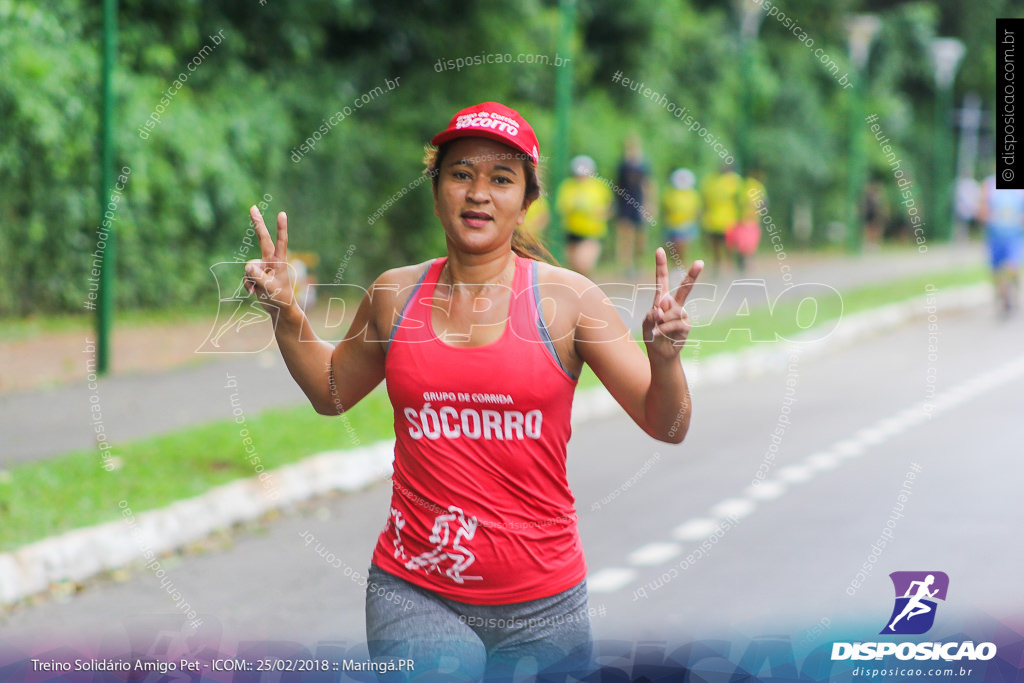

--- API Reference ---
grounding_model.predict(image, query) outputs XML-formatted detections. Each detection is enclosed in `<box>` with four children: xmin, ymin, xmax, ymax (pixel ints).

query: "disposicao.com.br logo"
<box><xmin>882</xmin><ymin>570</ymin><xmax>949</xmax><ymax>635</ymax></box>
<box><xmin>831</xmin><ymin>571</ymin><xmax>997</xmax><ymax>662</ymax></box>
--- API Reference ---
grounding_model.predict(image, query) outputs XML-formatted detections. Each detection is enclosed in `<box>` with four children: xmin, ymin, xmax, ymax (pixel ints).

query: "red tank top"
<box><xmin>372</xmin><ymin>255</ymin><xmax>584</xmax><ymax>604</ymax></box>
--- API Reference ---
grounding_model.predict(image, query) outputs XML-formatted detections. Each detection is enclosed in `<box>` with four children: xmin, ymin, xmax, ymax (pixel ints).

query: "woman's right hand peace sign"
<box><xmin>244</xmin><ymin>205</ymin><xmax>296</xmax><ymax>317</ymax></box>
<box><xmin>642</xmin><ymin>247</ymin><xmax>703</xmax><ymax>360</ymax></box>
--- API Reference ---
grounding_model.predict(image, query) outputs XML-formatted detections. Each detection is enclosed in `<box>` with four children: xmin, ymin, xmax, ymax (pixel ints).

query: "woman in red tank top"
<box><xmin>243</xmin><ymin>102</ymin><xmax>703</xmax><ymax>680</ymax></box>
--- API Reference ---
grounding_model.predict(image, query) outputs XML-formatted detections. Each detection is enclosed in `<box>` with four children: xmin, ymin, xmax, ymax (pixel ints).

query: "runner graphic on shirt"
<box><xmin>405</xmin><ymin>505</ymin><xmax>482</xmax><ymax>583</ymax></box>
<box><xmin>388</xmin><ymin>507</ymin><xmax>407</xmax><ymax>560</ymax></box>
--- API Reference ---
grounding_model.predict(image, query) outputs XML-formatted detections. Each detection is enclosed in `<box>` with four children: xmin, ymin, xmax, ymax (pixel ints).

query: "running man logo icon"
<box><xmin>880</xmin><ymin>571</ymin><xmax>950</xmax><ymax>635</ymax></box>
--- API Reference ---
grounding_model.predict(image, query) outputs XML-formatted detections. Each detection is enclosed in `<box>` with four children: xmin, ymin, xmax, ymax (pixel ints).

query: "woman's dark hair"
<box><xmin>424</xmin><ymin>141</ymin><xmax>555</xmax><ymax>263</ymax></box>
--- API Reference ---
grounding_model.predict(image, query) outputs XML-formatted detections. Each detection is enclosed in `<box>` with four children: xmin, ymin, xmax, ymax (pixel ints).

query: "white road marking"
<box><xmin>710</xmin><ymin>498</ymin><xmax>757</xmax><ymax>520</ymax></box>
<box><xmin>776</xmin><ymin>465</ymin><xmax>815</xmax><ymax>484</ymax></box>
<box><xmin>627</xmin><ymin>542</ymin><xmax>683</xmax><ymax>566</ymax></box>
<box><xmin>832</xmin><ymin>440</ymin><xmax>865</xmax><ymax>457</ymax></box>
<box><xmin>875</xmin><ymin>416</ymin><xmax>908</xmax><ymax>436</ymax></box>
<box><xmin>856</xmin><ymin>426</ymin><xmax>891</xmax><ymax>445</ymax></box>
<box><xmin>806</xmin><ymin>452</ymin><xmax>842</xmax><ymax>471</ymax></box>
<box><xmin>672</xmin><ymin>518</ymin><xmax>722</xmax><ymax>541</ymax></box>
<box><xmin>588</xmin><ymin>567</ymin><xmax>638</xmax><ymax>593</ymax></box>
<box><xmin>746</xmin><ymin>481</ymin><xmax>786</xmax><ymax>500</ymax></box>
<box><xmin>894</xmin><ymin>407</ymin><xmax>928</xmax><ymax>428</ymax></box>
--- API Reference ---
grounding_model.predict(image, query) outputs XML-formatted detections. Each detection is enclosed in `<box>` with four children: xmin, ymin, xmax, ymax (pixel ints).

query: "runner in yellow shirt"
<box><xmin>726</xmin><ymin>169</ymin><xmax>765</xmax><ymax>272</ymax></box>
<box><xmin>700</xmin><ymin>164</ymin><xmax>743</xmax><ymax>272</ymax></box>
<box><xmin>662</xmin><ymin>169</ymin><xmax>702</xmax><ymax>269</ymax></box>
<box><xmin>556</xmin><ymin>155</ymin><xmax>613</xmax><ymax>278</ymax></box>
<box><xmin>521</xmin><ymin>194</ymin><xmax>550</xmax><ymax>238</ymax></box>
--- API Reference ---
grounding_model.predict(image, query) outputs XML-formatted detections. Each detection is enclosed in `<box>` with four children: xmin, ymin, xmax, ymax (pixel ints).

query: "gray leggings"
<box><xmin>365</xmin><ymin>564</ymin><xmax>593</xmax><ymax>681</ymax></box>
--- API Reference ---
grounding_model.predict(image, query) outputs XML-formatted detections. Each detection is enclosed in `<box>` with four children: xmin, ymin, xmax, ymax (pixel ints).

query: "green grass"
<box><xmin>0</xmin><ymin>393</ymin><xmax>395</xmax><ymax>552</ymax></box>
<box><xmin>0</xmin><ymin>263</ymin><xmax>988</xmax><ymax>552</ymax></box>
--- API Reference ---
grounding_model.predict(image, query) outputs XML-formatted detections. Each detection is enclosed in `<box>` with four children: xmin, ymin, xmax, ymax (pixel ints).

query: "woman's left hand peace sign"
<box><xmin>642</xmin><ymin>248</ymin><xmax>703</xmax><ymax>359</ymax></box>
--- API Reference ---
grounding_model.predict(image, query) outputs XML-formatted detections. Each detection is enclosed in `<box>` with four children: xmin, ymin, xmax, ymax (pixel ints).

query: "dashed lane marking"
<box><xmin>588</xmin><ymin>354</ymin><xmax>1024</xmax><ymax>595</ymax></box>
<box><xmin>627</xmin><ymin>542</ymin><xmax>683</xmax><ymax>566</ymax></box>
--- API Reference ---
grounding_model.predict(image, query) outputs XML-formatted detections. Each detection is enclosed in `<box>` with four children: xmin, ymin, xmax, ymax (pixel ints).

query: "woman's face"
<box><xmin>433</xmin><ymin>137</ymin><xmax>530</xmax><ymax>255</ymax></box>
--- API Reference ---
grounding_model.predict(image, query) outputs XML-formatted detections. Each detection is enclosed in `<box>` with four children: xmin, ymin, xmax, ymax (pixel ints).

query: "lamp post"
<box><xmin>845</xmin><ymin>14</ymin><xmax>881</xmax><ymax>253</ymax></box>
<box><xmin>929</xmin><ymin>37</ymin><xmax>965</xmax><ymax>243</ymax></box>
<box><xmin>953</xmin><ymin>93</ymin><xmax>983</xmax><ymax>243</ymax></box>
<box><xmin>547</xmin><ymin>0</ymin><xmax>576</xmax><ymax>265</ymax></box>
<box><xmin>97</xmin><ymin>0</ymin><xmax>117</xmax><ymax>375</ymax></box>
<box><xmin>734</xmin><ymin>0</ymin><xmax>765</xmax><ymax>174</ymax></box>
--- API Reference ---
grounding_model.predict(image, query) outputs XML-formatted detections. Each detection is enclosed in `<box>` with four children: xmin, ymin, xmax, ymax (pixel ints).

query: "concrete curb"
<box><xmin>0</xmin><ymin>283</ymin><xmax>989</xmax><ymax>607</ymax></box>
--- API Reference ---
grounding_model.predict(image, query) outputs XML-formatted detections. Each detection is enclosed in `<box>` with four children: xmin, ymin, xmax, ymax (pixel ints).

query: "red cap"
<box><xmin>430</xmin><ymin>102</ymin><xmax>539</xmax><ymax>165</ymax></box>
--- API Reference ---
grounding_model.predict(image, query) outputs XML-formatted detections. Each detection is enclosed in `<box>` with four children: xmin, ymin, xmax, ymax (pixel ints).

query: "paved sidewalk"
<box><xmin>1</xmin><ymin>243</ymin><xmax>984</xmax><ymax>466</ymax></box>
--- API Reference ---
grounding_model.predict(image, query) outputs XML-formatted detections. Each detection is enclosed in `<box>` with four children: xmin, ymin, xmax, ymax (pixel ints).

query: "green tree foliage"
<box><xmin>0</xmin><ymin>0</ymin><xmax>1009</xmax><ymax>315</ymax></box>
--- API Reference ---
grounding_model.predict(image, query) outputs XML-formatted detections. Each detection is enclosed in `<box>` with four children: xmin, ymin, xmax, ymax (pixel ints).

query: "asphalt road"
<box><xmin>2</xmin><ymin>290</ymin><xmax>1020</xmax><ymax>670</ymax></box>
